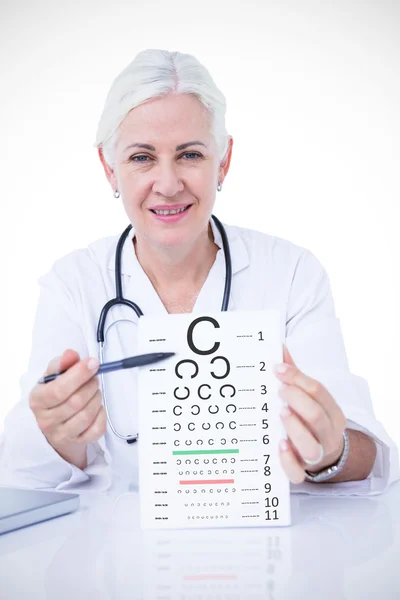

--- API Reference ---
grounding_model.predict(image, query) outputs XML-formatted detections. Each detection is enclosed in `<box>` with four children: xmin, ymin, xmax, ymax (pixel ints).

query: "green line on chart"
<box><xmin>172</xmin><ymin>449</ymin><xmax>240</xmax><ymax>456</ymax></box>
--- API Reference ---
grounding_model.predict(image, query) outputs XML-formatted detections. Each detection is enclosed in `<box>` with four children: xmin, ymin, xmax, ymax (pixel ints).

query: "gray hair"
<box><xmin>94</xmin><ymin>49</ymin><xmax>230</xmax><ymax>169</ymax></box>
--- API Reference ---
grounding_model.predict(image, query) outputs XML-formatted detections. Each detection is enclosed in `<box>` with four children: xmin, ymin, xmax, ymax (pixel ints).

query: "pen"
<box><xmin>37</xmin><ymin>352</ymin><xmax>176</xmax><ymax>384</ymax></box>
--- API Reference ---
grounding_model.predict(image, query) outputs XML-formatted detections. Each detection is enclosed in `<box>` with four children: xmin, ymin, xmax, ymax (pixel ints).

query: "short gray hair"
<box><xmin>94</xmin><ymin>49</ymin><xmax>230</xmax><ymax>169</ymax></box>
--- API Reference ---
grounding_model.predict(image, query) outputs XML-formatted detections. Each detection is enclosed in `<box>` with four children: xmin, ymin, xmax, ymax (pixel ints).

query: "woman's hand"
<box><xmin>29</xmin><ymin>349</ymin><xmax>107</xmax><ymax>469</ymax></box>
<box><xmin>273</xmin><ymin>345</ymin><xmax>347</xmax><ymax>484</ymax></box>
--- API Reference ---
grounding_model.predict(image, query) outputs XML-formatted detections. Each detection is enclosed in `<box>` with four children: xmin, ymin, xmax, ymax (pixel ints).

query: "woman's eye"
<box><xmin>130</xmin><ymin>155</ymin><xmax>150</xmax><ymax>162</ymax></box>
<box><xmin>182</xmin><ymin>152</ymin><xmax>201</xmax><ymax>160</ymax></box>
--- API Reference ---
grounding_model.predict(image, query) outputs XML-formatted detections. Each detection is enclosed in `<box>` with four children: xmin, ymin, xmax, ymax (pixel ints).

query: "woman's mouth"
<box><xmin>149</xmin><ymin>204</ymin><xmax>192</xmax><ymax>222</ymax></box>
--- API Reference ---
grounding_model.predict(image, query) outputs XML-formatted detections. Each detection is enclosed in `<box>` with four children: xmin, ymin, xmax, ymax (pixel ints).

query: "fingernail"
<box><xmin>87</xmin><ymin>357</ymin><xmax>99</xmax><ymax>370</ymax></box>
<box><xmin>280</xmin><ymin>406</ymin><xmax>291</xmax><ymax>419</ymax></box>
<box><xmin>273</xmin><ymin>364</ymin><xmax>289</xmax><ymax>375</ymax></box>
<box><xmin>280</xmin><ymin>439</ymin><xmax>289</xmax><ymax>452</ymax></box>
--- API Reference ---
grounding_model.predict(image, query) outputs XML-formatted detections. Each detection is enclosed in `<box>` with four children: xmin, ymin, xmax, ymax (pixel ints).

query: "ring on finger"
<box><xmin>303</xmin><ymin>443</ymin><xmax>325</xmax><ymax>466</ymax></box>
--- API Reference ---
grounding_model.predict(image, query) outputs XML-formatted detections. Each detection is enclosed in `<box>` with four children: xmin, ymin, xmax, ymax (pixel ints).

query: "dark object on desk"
<box><xmin>38</xmin><ymin>351</ymin><xmax>176</xmax><ymax>384</ymax></box>
<box><xmin>0</xmin><ymin>487</ymin><xmax>79</xmax><ymax>535</ymax></box>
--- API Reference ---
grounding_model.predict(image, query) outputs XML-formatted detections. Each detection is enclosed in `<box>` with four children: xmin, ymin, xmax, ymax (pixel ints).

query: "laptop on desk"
<box><xmin>0</xmin><ymin>487</ymin><xmax>79</xmax><ymax>535</ymax></box>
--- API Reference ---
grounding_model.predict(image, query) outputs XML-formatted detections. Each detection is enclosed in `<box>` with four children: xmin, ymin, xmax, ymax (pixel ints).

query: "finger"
<box><xmin>75</xmin><ymin>406</ymin><xmax>107</xmax><ymax>444</ymax></box>
<box><xmin>52</xmin><ymin>390</ymin><xmax>103</xmax><ymax>443</ymax></box>
<box><xmin>48</xmin><ymin>376</ymin><xmax>100</xmax><ymax>424</ymax></box>
<box><xmin>30</xmin><ymin>349</ymin><xmax>81</xmax><ymax>411</ymax></box>
<box><xmin>278</xmin><ymin>383</ymin><xmax>333</xmax><ymax>446</ymax></box>
<box><xmin>279</xmin><ymin>439</ymin><xmax>305</xmax><ymax>484</ymax></box>
<box><xmin>280</xmin><ymin>406</ymin><xmax>324</xmax><ymax>465</ymax></box>
<box><xmin>43</xmin><ymin>349</ymin><xmax>80</xmax><ymax>377</ymax></box>
<box><xmin>282</xmin><ymin>344</ymin><xmax>296</xmax><ymax>366</ymax></box>
<box><xmin>274</xmin><ymin>363</ymin><xmax>344</xmax><ymax>425</ymax></box>
<box><xmin>32</xmin><ymin>356</ymin><xmax>100</xmax><ymax>410</ymax></box>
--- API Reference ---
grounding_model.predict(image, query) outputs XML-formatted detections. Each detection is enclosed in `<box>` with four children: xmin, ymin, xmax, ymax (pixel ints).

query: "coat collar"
<box><xmin>107</xmin><ymin>216</ymin><xmax>250</xmax><ymax>279</ymax></box>
<box><xmin>106</xmin><ymin>217</ymin><xmax>249</xmax><ymax>315</ymax></box>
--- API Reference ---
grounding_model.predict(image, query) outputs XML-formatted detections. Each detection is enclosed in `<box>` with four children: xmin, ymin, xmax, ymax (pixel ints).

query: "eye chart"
<box><xmin>137</xmin><ymin>310</ymin><xmax>291</xmax><ymax>529</ymax></box>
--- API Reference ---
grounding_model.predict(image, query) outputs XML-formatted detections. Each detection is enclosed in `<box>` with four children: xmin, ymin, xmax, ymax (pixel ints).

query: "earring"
<box><xmin>217</xmin><ymin>181</ymin><xmax>222</xmax><ymax>192</ymax></box>
<box><xmin>113</xmin><ymin>189</ymin><xmax>120</xmax><ymax>198</ymax></box>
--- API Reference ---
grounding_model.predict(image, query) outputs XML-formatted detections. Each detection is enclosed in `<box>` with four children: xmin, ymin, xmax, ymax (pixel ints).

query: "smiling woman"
<box><xmin>97</xmin><ymin>92</ymin><xmax>231</xmax><ymax>295</ymax></box>
<box><xmin>0</xmin><ymin>49</ymin><xmax>398</xmax><ymax>497</ymax></box>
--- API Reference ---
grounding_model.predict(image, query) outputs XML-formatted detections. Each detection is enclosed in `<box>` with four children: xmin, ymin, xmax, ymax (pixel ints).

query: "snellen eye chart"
<box><xmin>137</xmin><ymin>310</ymin><xmax>291</xmax><ymax>529</ymax></box>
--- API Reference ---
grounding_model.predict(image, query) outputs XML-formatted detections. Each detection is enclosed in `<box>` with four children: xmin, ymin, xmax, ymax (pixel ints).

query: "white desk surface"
<box><xmin>1</xmin><ymin>481</ymin><xmax>400</xmax><ymax>600</ymax></box>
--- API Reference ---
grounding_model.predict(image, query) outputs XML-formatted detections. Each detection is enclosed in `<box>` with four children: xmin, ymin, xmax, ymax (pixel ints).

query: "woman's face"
<box><xmin>100</xmin><ymin>93</ymin><xmax>232</xmax><ymax>250</ymax></box>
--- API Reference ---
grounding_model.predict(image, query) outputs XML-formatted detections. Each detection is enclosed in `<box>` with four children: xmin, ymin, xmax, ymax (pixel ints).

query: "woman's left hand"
<box><xmin>273</xmin><ymin>345</ymin><xmax>347</xmax><ymax>484</ymax></box>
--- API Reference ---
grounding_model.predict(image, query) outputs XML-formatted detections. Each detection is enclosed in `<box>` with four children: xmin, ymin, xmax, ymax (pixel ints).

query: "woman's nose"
<box><xmin>152</xmin><ymin>163</ymin><xmax>184</xmax><ymax>197</ymax></box>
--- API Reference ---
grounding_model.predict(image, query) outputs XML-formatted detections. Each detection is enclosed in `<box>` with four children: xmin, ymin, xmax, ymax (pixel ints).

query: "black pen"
<box><xmin>38</xmin><ymin>352</ymin><xmax>176</xmax><ymax>384</ymax></box>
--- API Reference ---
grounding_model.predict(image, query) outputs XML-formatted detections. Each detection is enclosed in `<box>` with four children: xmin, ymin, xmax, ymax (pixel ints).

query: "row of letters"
<box><xmin>172</xmin><ymin>404</ymin><xmax>237</xmax><ymax>414</ymax></box>
<box><xmin>172</xmin><ymin>438</ymin><xmax>240</xmax><ymax>446</ymax></box>
<box><xmin>173</xmin><ymin>421</ymin><xmax>239</xmax><ymax>431</ymax></box>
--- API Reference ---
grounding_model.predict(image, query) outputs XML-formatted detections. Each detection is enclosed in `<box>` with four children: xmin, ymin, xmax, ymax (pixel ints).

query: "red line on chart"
<box><xmin>179</xmin><ymin>479</ymin><xmax>234</xmax><ymax>485</ymax></box>
<box><xmin>184</xmin><ymin>574</ymin><xmax>237</xmax><ymax>581</ymax></box>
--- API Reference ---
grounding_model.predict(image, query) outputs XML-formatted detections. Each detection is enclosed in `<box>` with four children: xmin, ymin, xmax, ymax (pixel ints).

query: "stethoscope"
<box><xmin>97</xmin><ymin>214</ymin><xmax>232</xmax><ymax>444</ymax></box>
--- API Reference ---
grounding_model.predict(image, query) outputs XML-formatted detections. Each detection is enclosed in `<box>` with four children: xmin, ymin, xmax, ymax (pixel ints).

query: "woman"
<box><xmin>0</xmin><ymin>49</ymin><xmax>398</xmax><ymax>494</ymax></box>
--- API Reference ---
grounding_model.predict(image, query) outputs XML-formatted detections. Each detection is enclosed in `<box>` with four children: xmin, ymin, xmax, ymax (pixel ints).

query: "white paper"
<box><xmin>137</xmin><ymin>310</ymin><xmax>291</xmax><ymax>529</ymax></box>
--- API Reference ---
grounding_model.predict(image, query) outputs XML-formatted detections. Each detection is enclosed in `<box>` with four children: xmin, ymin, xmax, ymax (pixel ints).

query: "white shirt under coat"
<box><xmin>1</xmin><ymin>218</ymin><xmax>398</xmax><ymax>496</ymax></box>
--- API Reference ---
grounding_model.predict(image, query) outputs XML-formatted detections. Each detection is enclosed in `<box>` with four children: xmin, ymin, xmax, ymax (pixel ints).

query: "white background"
<box><xmin>1</xmin><ymin>0</ymin><xmax>399</xmax><ymax>453</ymax></box>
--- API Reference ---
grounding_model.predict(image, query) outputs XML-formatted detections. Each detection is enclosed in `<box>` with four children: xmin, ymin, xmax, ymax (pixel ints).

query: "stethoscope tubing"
<box><xmin>97</xmin><ymin>214</ymin><xmax>232</xmax><ymax>443</ymax></box>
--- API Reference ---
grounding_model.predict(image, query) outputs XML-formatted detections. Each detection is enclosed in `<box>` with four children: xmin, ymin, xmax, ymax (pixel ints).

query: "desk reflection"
<box><xmin>139</xmin><ymin>527</ymin><xmax>290</xmax><ymax>599</ymax></box>
<box><xmin>43</xmin><ymin>491</ymin><xmax>392</xmax><ymax>600</ymax></box>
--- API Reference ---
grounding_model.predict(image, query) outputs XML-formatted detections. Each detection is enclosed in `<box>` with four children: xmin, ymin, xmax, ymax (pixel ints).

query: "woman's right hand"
<box><xmin>29</xmin><ymin>349</ymin><xmax>107</xmax><ymax>470</ymax></box>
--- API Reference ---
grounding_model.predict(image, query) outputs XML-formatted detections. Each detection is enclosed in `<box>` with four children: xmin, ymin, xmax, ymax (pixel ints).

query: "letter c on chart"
<box><xmin>187</xmin><ymin>316</ymin><xmax>220</xmax><ymax>355</ymax></box>
<box><xmin>198</xmin><ymin>384</ymin><xmax>211</xmax><ymax>400</ymax></box>
<box><xmin>173</xmin><ymin>387</ymin><xmax>190</xmax><ymax>400</ymax></box>
<box><xmin>210</xmin><ymin>356</ymin><xmax>230</xmax><ymax>379</ymax></box>
<box><xmin>220</xmin><ymin>384</ymin><xmax>236</xmax><ymax>398</ymax></box>
<box><xmin>175</xmin><ymin>359</ymin><xmax>199</xmax><ymax>379</ymax></box>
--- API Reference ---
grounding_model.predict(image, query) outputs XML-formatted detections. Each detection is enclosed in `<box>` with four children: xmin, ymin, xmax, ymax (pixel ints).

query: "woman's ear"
<box><xmin>218</xmin><ymin>137</ymin><xmax>234</xmax><ymax>184</ymax></box>
<box><xmin>98</xmin><ymin>147</ymin><xmax>117</xmax><ymax>189</ymax></box>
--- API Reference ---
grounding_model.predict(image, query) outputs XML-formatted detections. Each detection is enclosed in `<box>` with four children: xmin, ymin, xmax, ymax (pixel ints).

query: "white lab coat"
<box><xmin>1</xmin><ymin>218</ymin><xmax>398</xmax><ymax>496</ymax></box>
